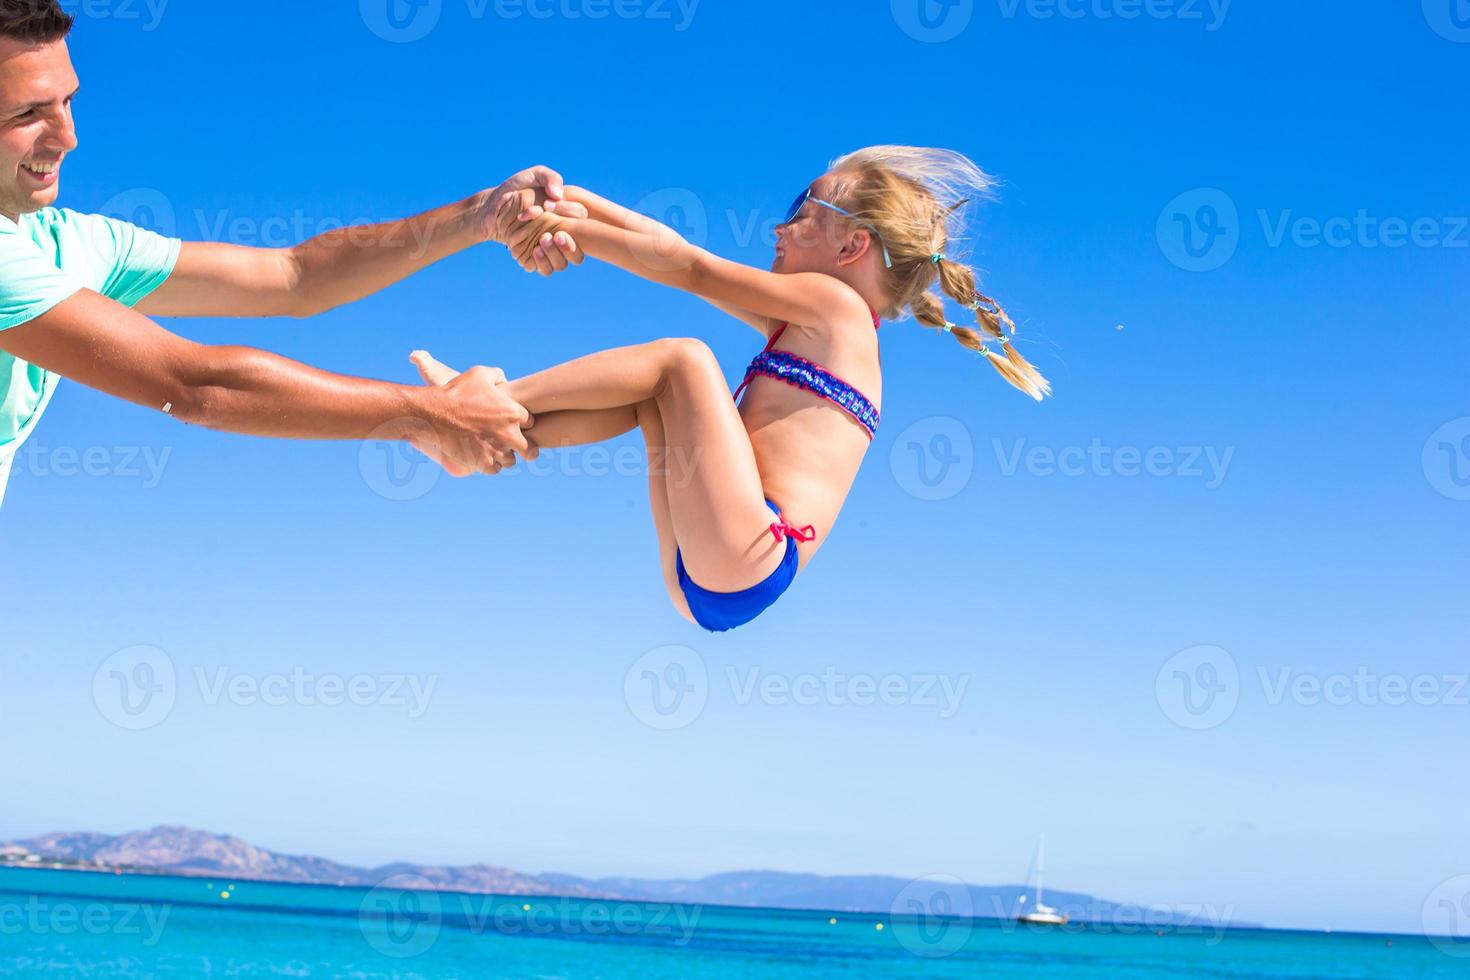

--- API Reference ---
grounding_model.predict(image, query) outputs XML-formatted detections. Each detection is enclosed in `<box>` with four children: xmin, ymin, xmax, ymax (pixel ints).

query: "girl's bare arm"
<box><xmin>507</xmin><ymin>205</ymin><xmax>866</xmax><ymax>335</ymax></box>
<box><xmin>554</xmin><ymin>186</ymin><xmax>773</xmax><ymax>335</ymax></box>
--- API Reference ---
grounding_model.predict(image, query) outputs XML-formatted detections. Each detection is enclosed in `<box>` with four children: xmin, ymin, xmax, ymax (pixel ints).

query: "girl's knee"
<box><xmin>654</xmin><ymin>337</ymin><xmax>720</xmax><ymax>378</ymax></box>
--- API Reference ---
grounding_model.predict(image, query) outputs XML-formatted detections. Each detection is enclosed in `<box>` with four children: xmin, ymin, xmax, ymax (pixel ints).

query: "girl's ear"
<box><xmin>835</xmin><ymin>228</ymin><xmax>874</xmax><ymax>268</ymax></box>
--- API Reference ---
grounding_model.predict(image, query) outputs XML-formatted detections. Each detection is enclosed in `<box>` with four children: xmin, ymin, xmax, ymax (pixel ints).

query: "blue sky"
<box><xmin>1</xmin><ymin>0</ymin><xmax>1467</xmax><ymax>938</ymax></box>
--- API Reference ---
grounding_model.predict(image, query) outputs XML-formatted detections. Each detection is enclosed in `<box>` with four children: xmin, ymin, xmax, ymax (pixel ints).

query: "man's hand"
<box><xmin>409</xmin><ymin>350</ymin><xmax>536</xmax><ymax>477</ymax></box>
<box><xmin>476</xmin><ymin>166</ymin><xmax>555</xmax><ymax>245</ymax></box>
<box><xmin>496</xmin><ymin>192</ymin><xmax>583</xmax><ymax>277</ymax></box>
<box><xmin>482</xmin><ymin>166</ymin><xmax>587</xmax><ymax>276</ymax></box>
<box><xmin>489</xmin><ymin>165</ymin><xmax>566</xmax><ymax>224</ymax></box>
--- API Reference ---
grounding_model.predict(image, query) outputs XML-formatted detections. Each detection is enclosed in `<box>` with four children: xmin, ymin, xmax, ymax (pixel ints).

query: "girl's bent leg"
<box><xmin>506</xmin><ymin>337</ymin><xmax>722</xmax><ymax>416</ymax></box>
<box><xmin>635</xmin><ymin>399</ymin><xmax>696</xmax><ymax>624</ymax></box>
<box><xmin>505</xmin><ymin>338</ymin><xmax>785</xmax><ymax>593</ymax></box>
<box><xmin>527</xmin><ymin>407</ymin><xmax>639</xmax><ymax>449</ymax></box>
<box><xmin>646</xmin><ymin>341</ymin><xmax>786</xmax><ymax>592</ymax></box>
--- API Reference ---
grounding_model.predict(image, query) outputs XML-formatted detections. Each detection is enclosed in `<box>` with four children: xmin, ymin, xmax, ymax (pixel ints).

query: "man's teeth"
<box><xmin>23</xmin><ymin>162</ymin><xmax>58</xmax><ymax>174</ymax></box>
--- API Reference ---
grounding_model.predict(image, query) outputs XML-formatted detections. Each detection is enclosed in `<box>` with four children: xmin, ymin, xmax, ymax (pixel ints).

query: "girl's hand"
<box><xmin>495</xmin><ymin>193</ymin><xmax>583</xmax><ymax>276</ymax></box>
<box><xmin>506</xmin><ymin>206</ymin><xmax>576</xmax><ymax>275</ymax></box>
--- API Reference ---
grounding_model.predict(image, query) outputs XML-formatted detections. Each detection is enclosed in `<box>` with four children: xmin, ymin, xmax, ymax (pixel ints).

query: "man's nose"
<box><xmin>44</xmin><ymin>107</ymin><xmax>79</xmax><ymax>153</ymax></box>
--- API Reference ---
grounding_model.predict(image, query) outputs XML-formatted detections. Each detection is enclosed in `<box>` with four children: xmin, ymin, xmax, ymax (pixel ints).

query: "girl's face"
<box><xmin>772</xmin><ymin>173</ymin><xmax>850</xmax><ymax>274</ymax></box>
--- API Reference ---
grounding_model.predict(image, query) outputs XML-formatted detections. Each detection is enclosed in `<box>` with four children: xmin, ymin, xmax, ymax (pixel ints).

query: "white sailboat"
<box><xmin>1017</xmin><ymin>834</ymin><xmax>1069</xmax><ymax>925</ymax></box>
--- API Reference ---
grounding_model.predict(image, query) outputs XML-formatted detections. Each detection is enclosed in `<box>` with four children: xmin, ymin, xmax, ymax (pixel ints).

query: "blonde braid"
<box><xmin>828</xmin><ymin>146</ymin><xmax>1051</xmax><ymax>401</ymax></box>
<box><xmin>925</xmin><ymin>258</ymin><xmax>1050</xmax><ymax>401</ymax></box>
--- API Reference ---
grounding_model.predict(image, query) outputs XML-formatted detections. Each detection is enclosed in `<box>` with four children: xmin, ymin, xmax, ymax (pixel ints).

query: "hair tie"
<box><xmin>930</xmin><ymin>253</ymin><xmax>946</xmax><ymax>265</ymax></box>
<box><xmin>940</xmin><ymin>322</ymin><xmax>956</xmax><ymax>334</ymax></box>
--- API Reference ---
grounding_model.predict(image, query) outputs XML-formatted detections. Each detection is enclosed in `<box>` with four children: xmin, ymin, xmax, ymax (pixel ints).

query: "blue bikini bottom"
<box><xmin>675</xmin><ymin>500</ymin><xmax>798</xmax><ymax>633</ymax></box>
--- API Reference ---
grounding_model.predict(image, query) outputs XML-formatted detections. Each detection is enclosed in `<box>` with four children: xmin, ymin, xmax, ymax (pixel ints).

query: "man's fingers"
<box><xmin>502</xmin><ymin>164</ymin><xmax>565</xmax><ymax>201</ymax></box>
<box><xmin>521</xmin><ymin>213</ymin><xmax>563</xmax><ymax>256</ymax></box>
<box><xmin>505</xmin><ymin>226</ymin><xmax>541</xmax><ymax>271</ymax></box>
<box><xmin>492</xmin><ymin>188</ymin><xmax>537</xmax><ymax>243</ymax></box>
<box><xmin>510</xmin><ymin>214</ymin><xmax>558</xmax><ymax>268</ymax></box>
<box><xmin>527</xmin><ymin>165</ymin><xmax>565</xmax><ymax>201</ymax></box>
<box><xmin>511</xmin><ymin>415</ymin><xmax>540</xmax><ymax>462</ymax></box>
<box><xmin>497</xmin><ymin>420</ymin><xmax>531</xmax><ymax>457</ymax></box>
<box><xmin>410</xmin><ymin>350</ymin><xmax>461</xmax><ymax>386</ymax></box>
<box><xmin>504</xmin><ymin>187</ymin><xmax>537</xmax><ymax>212</ymax></box>
<box><xmin>444</xmin><ymin>366</ymin><xmax>535</xmax><ymax>473</ymax></box>
<box><xmin>488</xmin><ymin>168</ymin><xmax>570</xmax><ymax>244</ymax></box>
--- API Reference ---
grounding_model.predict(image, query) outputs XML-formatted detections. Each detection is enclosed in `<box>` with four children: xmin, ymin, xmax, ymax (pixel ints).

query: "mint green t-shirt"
<box><xmin>0</xmin><ymin>208</ymin><xmax>181</xmax><ymax>507</ymax></box>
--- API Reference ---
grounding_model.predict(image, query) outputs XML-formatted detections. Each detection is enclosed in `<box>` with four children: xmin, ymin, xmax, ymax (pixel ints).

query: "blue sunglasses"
<box><xmin>782</xmin><ymin>188</ymin><xmax>893</xmax><ymax>268</ymax></box>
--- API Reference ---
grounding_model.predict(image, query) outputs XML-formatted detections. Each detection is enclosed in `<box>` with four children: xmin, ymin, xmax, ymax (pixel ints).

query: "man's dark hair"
<box><xmin>0</xmin><ymin>0</ymin><xmax>73</xmax><ymax>43</ymax></box>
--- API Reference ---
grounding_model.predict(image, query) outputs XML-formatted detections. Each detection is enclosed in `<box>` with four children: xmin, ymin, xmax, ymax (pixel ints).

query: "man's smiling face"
<box><xmin>0</xmin><ymin>36</ymin><xmax>78</xmax><ymax>221</ymax></box>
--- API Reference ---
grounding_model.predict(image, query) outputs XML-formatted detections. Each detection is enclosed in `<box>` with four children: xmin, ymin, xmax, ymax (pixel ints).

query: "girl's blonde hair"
<box><xmin>826</xmin><ymin>146</ymin><xmax>1050</xmax><ymax>400</ymax></box>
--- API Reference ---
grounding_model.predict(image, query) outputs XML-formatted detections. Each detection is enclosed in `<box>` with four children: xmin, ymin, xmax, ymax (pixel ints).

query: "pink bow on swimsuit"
<box><xmin>770</xmin><ymin>516</ymin><xmax>816</xmax><ymax>543</ymax></box>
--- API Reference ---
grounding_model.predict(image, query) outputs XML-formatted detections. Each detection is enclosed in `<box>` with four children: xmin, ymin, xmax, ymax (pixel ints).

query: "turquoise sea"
<box><xmin>0</xmin><ymin>867</ymin><xmax>1462</xmax><ymax>978</ymax></box>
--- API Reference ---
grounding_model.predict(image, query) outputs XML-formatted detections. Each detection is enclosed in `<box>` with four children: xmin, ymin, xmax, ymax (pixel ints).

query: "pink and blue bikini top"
<box><xmin>732</xmin><ymin>310</ymin><xmax>882</xmax><ymax>439</ymax></box>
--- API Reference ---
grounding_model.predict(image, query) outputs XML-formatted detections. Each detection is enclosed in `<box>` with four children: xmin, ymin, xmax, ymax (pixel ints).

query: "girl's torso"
<box><xmin>735</xmin><ymin>311</ymin><xmax>883</xmax><ymax>567</ymax></box>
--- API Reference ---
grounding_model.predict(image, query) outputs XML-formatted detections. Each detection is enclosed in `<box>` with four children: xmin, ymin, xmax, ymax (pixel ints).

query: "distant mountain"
<box><xmin>3</xmin><ymin>826</ymin><xmax>592</xmax><ymax>897</ymax></box>
<box><xmin>539</xmin><ymin>870</ymin><xmax>1161</xmax><ymax>923</ymax></box>
<box><xmin>2</xmin><ymin>826</ymin><xmax>1244</xmax><ymax>927</ymax></box>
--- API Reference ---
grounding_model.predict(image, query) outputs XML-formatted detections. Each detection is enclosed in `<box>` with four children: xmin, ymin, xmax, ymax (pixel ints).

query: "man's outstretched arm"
<box><xmin>135</xmin><ymin>166</ymin><xmax>582</xmax><ymax>320</ymax></box>
<box><xmin>0</xmin><ymin>290</ymin><xmax>533</xmax><ymax>475</ymax></box>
